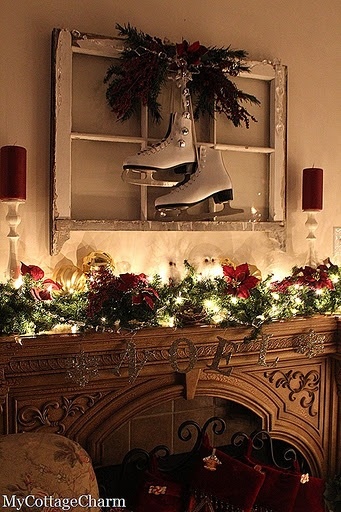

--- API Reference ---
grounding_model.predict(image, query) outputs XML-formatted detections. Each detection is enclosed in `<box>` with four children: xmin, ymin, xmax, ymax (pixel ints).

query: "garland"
<box><xmin>1</xmin><ymin>259</ymin><xmax>341</xmax><ymax>341</ymax></box>
<box><xmin>104</xmin><ymin>23</ymin><xmax>260</xmax><ymax>127</ymax></box>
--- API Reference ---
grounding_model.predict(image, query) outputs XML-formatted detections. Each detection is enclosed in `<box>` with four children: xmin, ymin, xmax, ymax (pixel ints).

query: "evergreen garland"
<box><xmin>104</xmin><ymin>23</ymin><xmax>260</xmax><ymax>127</ymax></box>
<box><xmin>1</xmin><ymin>259</ymin><xmax>341</xmax><ymax>342</ymax></box>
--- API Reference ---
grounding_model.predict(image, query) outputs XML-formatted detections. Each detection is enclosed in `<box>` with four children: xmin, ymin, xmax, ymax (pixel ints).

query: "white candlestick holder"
<box><xmin>3</xmin><ymin>200</ymin><xmax>24</xmax><ymax>281</ymax></box>
<box><xmin>305</xmin><ymin>211</ymin><xmax>319</xmax><ymax>267</ymax></box>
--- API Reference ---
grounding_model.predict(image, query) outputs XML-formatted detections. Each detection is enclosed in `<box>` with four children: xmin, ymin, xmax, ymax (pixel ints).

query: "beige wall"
<box><xmin>1</xmin><ymin>0</ymin><xmax>341</xmax><ymax>280</ymax></box>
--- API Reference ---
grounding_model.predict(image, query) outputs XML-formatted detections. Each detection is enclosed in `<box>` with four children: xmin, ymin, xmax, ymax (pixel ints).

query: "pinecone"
<box><xmin>177</xmin><ymin>303</ymin><xmax>208</xmax><ymax>326</ymax></box>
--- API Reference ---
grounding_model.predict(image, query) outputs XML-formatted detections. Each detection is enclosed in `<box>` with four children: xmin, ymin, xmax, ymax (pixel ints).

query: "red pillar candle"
<box><xmin>302</xmin><ymin>167</ymin><xmax>323</xmax><ymax>211</ymax></box>
<box><xmin>0</xmin><ymin>145</ymin><xmax>27</xmax><ymax>201</ymax></box>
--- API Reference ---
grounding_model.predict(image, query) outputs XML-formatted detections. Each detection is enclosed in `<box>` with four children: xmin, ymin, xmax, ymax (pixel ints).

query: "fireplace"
<box><xmin>0</xmin><ymin>314</ymin><xmax>340</xmax><ymax>479</ymax></box>
<box><xmin>99</xmin><ymin>397</ymin><xmax>262</xmax><ymax>467</ymax></box>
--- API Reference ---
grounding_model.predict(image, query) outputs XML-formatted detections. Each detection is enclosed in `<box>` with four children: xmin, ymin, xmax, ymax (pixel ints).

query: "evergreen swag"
<box><xmin>1</xmin><ymin>259</ymin><xmax>341</xmax><ymax>340</ymax></box>
<box><xmin>104</xmin><ymin>23</ymin><xmax>260</xmax><ymax>127</ymax></box>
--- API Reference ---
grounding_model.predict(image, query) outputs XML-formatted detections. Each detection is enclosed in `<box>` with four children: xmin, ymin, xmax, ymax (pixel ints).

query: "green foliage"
<box><xmin>1</xmin><ymin>260</ymin><xmax>341</xmax><ymax>339</ymax></box>
<box><xmin>104</xmin><ymin>23</ymin><xmax>260</xmax><ymax>127</ymax></box>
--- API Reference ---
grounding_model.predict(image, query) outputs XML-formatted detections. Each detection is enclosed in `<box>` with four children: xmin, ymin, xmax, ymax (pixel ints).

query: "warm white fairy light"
<box><xmin>175</xmin><ymin>294</ymin><xmax>185</xmax><ymax>305</ymax></box>
<box><xmin>315</xmin><ymin>288</ymin><xmax>324</xmax><ymax>296</ymax></box>
<box><xmin>270</xmin><ymin>271</ymin><xmax>287</xmax><ymax>282</ymax></box>
<box><xmin>231</xmin><ymin>296</ymin><xmax>238</xmax><ymax>304</ymax></box>
<box><xmin>270</xmin><ymin>305</ymin><xmax>280</xmax><ymax>315</ymax></box>
<box><xmin>211</xmin><ymin>312</ymin><xmax>225</xmax><ymax>324</ymax></box>
<box><xmin>203</xmin><ymin>298</ymin><xmax>220</xmax><ymax>313</ymax></box>
<box><xmin>158</xmin><ymin>315</ymin><xmax>175</xmax><ymax>327</ymax></box>
<box><xmin>13</xmin><ymin>275</ymin><xmax>23</xmax><ymax>289</ymax></box>
<box><xmin>272</xmin><ymin>292</ymin><xmax>280</xmax><ymax>300</ymax></box>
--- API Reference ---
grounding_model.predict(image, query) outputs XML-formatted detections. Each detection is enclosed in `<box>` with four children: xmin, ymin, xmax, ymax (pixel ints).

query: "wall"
<box><xmin>1</xmin><ymin>0</ymin><xmax>341</xmax><ymax>281</ymax></box>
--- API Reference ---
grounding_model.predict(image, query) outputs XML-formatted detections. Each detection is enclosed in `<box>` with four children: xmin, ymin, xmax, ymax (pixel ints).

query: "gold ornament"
<box><xmin>248</xmin><ymin>263</ymin><xmax>262</xmax><ymax>281</ymax></box>
<box><xmin>82</xmin><ymin>251</ymin><xmax>114</xmax><ymax>274</ymax></box>
<box><xmin>52</xmin><ymin>265</ymin><xmax>87</xmax><ymax>293</ymax></box>
<box><xmin>220</xmin><ymin>256</ymin><xmax>235</xmax><ymax>267</ymax></box>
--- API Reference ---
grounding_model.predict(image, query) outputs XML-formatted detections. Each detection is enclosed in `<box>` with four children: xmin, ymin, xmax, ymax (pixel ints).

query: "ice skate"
<box><xmin>122</xmin><ymin>111</ymin><xmax>197</xmax><ymax>187</ymax></box>
<box><xmin>155</xmin><ymin>145</ymin><xmax>244</xmax><ymax>220</ymax></box>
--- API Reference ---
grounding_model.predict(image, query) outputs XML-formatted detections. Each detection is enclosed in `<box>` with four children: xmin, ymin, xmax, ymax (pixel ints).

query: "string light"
<box><xmin>2</xmin><ymin>257</ymin><xmax>341</xmax><ymax>338</ymax></box>
<box><xmin>175</xmin><ymin>294</ymin><xmax>185</xmax><ymax>305</ymax></box>
<box><xmin>203</xmin><ymin>299</ymin><xmax>220</xmax><ymax>313</ymax></box>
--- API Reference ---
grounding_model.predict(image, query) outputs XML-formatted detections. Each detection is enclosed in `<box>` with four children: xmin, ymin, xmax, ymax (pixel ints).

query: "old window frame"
<box><xmin>50</xmin><ymin>28</ymin><xmax>287</xmax><ymax>255</ymax></box>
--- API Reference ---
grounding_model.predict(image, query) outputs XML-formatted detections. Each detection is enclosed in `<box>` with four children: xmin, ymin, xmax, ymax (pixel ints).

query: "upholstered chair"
<box><xmin>0</xmin><ymin>432</ymin><xmax>100</xmax><ymax>511</ymax></box>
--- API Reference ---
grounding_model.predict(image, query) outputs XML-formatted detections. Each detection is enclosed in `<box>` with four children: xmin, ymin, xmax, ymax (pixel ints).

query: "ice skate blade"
<box><xmin>155</xmin><ymin>202</ymin><xmax>244</xmax><ymax>221</ymax></box>
<box><xmin>121</xmin><ymin>169</ymin><xmax>181</xmax><ymax>187</ymax></box>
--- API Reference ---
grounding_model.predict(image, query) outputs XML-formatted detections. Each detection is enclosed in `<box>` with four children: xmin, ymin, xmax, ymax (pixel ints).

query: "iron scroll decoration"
<box><xmin>119</xmin><ymin>416</ymin><xmax>300</xmax><ymax>475</ymax></box>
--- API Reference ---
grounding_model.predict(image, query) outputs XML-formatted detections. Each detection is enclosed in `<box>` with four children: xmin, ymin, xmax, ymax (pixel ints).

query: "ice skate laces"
<box><xmin>174</xmin><ymin>147</ymin><xmax>206</xmax><ymax>191</ymax></box>
<box><xmin>137</xmin><ymin>137</ymin><xmax>171</xmax><ymax>156</ymax></box>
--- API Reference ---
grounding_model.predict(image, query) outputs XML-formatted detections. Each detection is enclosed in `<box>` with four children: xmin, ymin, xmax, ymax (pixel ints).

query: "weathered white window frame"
<box><xmin>50</xmin><ymin>28</ymin><xmax>287</xmax><ymax>255</ymax></box>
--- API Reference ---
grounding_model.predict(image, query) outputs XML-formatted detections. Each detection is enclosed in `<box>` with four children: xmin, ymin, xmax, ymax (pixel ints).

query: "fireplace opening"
<box><xmin>94</xmin><ymin>396</ymin><xmax>311</xmax><ymax>508</ymax></box>
<box><xmin>97</xmin><ymin>396</ymin><xmax>262</xmax><ymax>467</ymax></box>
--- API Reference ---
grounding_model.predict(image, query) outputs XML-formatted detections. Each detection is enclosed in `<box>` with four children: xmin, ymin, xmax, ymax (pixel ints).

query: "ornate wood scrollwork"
<box><xmin>17</xmin><ymin>392</ymin><xmax>102</xmax><ymax>434</ymax></box>
<box><xmin>0</xmin><ymin>368</ymin><xmax>9</xmax><ymax>414</ymax></box>
<box><xmin>264</xmin><ymin>369</ymin><xmax>320</xmax><ymax>416</ymax></box>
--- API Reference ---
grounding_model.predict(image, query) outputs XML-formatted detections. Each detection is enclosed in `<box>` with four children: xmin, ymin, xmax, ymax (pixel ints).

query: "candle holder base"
<box><xmin>304</xmin><ymin>211</ymin><xmax>319</xmax><ymax>267</ymax></box>
<box><xmin>3</xmin><ymin>200</ymin><xmax>25</xmax><ymax>281</ymax></box>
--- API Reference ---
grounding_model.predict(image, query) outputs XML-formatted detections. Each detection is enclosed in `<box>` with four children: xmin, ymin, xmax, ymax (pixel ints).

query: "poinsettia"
<box><xmin>31</xmin><ymin>278</ymin><xmax>62</xmax><ymax>301</ymax></box>
<box><xmin>270</xmin><ymin>277</ymin><xmax>295</xmax><ymax>294</ymax></box>
<box><xmin>115</xmin><ymin>272</ymin><xmax>149</xmax><ymax>292</ymax></box>
<box><xmin>21</xmin><ymin>262</ymin><xmax>44</xmax><ymax>281</ymax></box>
<box><xmin>20</xmin><ymin>262</ymin><xmax>62</xmax><ymax>301</ymax></box>
<box><xmin>175</xmin><ymin>40</ymin><xmax>208</xmax><ymax>67</ymax></box>
<box><xmin>132</xmin><ymin>287</ymin><xmax>160</xmax><ymax>309</ymax></box>
<box><xmin>87</xmin><ymin>267</ymin><xmax>159</xmax><ymax>324</ymax></box>
<box><xmin>293</xmin><ymin>265</ymin><xmax>334</xmax><ymax>290</ymax></box>
<box><xmin>222</xmin><ymin>263</ymin><xmax>260</xmax><ymax>298</ymax></box>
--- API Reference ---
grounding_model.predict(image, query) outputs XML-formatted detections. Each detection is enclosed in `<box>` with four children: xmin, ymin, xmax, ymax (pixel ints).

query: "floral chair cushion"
<box><xmin>0</xmin><ymin>432</ymin><xmax>100</xmax><ymax>511</ymax></box>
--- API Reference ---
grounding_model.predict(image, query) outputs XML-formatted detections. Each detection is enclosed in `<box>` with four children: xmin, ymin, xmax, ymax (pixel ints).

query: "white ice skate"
<box><xmin>122</xmin><ymin>112</ymin><xmax>197</xmax><ymax>187</ymax></box>
<box><xmin>154</xmin><ymin>145</ymin><xmax>244</xmax><ymax>220</ymax></box>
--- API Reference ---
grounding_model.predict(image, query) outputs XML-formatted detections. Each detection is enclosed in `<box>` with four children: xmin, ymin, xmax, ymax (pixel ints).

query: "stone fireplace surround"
<box><xmin>0</xmin><ymin>315</ymin><xmax>340</xmax><ymax>479</ymax></box>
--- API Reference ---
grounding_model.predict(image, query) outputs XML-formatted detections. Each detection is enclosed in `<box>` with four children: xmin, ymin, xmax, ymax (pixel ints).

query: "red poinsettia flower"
<box><xmin>115</xmin><ymin>273</ymin><xmax>148</xmax><ymax>292</ymax></box>
<box><xmin>21</xmin><ymin>262</ymin><xmax>44</xmax><ymax>281</ymax></box>
<box><xmin>270</xmin><ymin>277</ymin><xmax>295</xmax><ymax>294</ymax></box>
<box><xmin>294</xmin><ymin>265</ymin><xmax>334</xmax><ymax>290</ymax></box>
<box><xmin>30</xmin><ymin>279</ymin><xmax>62</xmax><ymax>301</ymax></box>
<box><xmin>223</xmin><ymin>263</ymin><xmax>260</xmax><ymax>299</ymax></box>
<box><xmin>176</xmin><ymin>40</ymin><xmax>208</xmax><ymax>66</ymax></box>
<box><xmin>132</xmin><ymin>287</ymin><xmax>160</xmax><ymax>310</ymax></box>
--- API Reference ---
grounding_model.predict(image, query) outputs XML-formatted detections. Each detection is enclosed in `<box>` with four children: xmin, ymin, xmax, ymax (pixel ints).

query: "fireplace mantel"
<box><xmin>0</xmin><ymin>315</ymin><xmax>340</xmax><ymax>479</ymax></box>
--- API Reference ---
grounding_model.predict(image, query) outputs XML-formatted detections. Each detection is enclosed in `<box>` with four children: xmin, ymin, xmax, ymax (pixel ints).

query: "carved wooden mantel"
<box><xmin>0</xmin><ymin>315</ymin><xmax>340</xmax><ymax>478</ymax></box>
